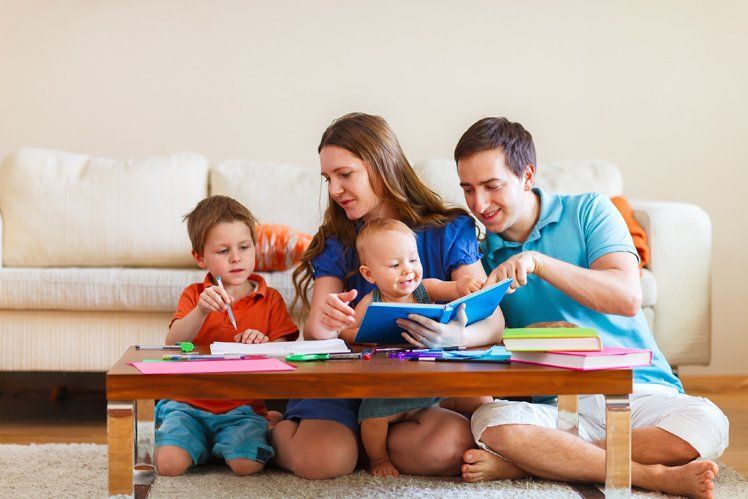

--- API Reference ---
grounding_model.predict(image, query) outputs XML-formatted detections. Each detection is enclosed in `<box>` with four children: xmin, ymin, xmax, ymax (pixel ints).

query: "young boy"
<box><xmin>342</xmin><ymin>219</ymin><xmax>488</xmax><ymax>478</ymax></box>
<box><xmin>155</xmin><ymin>195</ymin><xmax>299</xmax><ymax>477</ymax></box>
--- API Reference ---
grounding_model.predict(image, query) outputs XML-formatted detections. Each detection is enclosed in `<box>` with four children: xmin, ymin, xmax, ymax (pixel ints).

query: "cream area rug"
<box><xmin>2</xmin><ymin>444</ymin><xmax>747</xmax><ymax>498</ymax></box>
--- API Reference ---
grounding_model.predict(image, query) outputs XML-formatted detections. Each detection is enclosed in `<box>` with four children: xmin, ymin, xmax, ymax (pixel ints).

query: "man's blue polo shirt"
<box><xmin>482</xmin><ymin>188</ymin><xmax>682</xmax><ymax>392</ymax></box>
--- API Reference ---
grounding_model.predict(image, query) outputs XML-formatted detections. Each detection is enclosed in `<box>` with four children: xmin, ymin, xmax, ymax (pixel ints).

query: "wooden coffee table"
<box><xmin>106</xmin><ymin>346</ymin><xmax>633</xmax><ymax>497</ymax></box>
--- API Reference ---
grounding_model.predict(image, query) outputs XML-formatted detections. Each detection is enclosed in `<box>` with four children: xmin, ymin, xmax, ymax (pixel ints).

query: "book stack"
<box><xmin>503</xmin><ymin>328</ymin><xmax>651</xmax><ymax>371</ymax></box>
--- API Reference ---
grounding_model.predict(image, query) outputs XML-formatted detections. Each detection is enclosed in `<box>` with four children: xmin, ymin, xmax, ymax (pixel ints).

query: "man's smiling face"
<box><xmin>457</xmin><ymin>148</ymin><xmax>532</xmax><ymax>237</ymax></box>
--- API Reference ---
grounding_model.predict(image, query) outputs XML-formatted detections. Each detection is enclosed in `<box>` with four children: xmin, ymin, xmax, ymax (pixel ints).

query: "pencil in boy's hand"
<box><xmin>215</xmin><ymin>275</ymin><xmax>238</xmax><ymax>331</ymax></box>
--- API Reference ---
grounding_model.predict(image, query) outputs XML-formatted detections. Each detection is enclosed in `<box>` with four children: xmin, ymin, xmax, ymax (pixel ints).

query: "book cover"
<box><xmin>510</xmin><ymin>347</ymin><xmax>652</xmax><ymax>370</ymax></box>
<box><xmin>503</xmin><ymin>327</ymin><xmax>599</xmax><ymax>339</ymax></box>
<box><xmin>502</xmin><ymin>327</ymin><xmax>603</xmax><ymax>352</ymax></box>
<box><xmin>354</xmin><ymin>278</ymin><xmax>513</xmax><ymax>344</ymax></box>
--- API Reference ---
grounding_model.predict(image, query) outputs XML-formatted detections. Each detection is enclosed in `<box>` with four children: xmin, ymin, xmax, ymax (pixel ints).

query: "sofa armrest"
<box><xmin>630</xmin><ymin>199</ymin><xmax>711</xmax><ymax>368</ymax></box>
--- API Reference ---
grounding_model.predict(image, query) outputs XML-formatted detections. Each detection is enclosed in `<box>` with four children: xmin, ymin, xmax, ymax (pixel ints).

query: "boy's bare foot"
<box><xmin>370</xmin><ymin>457</ymin><xmax>399</xmax><ymax>478</ymax></box>
<box><xmin>461</xmin><ymin>449</ymin><xmax>526</xmax><ymax>482</ymax></box>
<box><xmin>266</xmin><ymin>410</ymin><xmax>283</xmax><ymax>429</ymax></box>
<box><xmin>643</xmin><ymin>460</ymin><xmax>718</xmax><ymax>499</ymax></box>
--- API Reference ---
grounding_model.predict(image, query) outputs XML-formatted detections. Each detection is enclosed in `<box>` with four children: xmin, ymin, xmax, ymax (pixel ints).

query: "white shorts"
<box><xmin>471</xmin><ymin>383</ymin><xmax>729</xmax><ymax>460</ymax></box>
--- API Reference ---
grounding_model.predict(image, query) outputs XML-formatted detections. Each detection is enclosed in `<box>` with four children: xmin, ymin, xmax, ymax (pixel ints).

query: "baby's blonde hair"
<box><xmin>355</xmin><ymin>218</ymin><xmax>416</xmax><ymax>265</ymax></box>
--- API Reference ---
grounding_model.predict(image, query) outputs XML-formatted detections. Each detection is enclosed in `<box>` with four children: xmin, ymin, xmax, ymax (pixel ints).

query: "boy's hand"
<box><xmin>456</xmin><ymin>275</ymin><xmax>482</xmax><ymax>297</ymax></box>
<box><xmin>198</xmin><ymin>285</ymin><xmax>234</xmax><ymax>314</ymax></box>
<box><xmin>234</xmin><ymin>329</ymin><xmax>269</xmax><ymax>344</ymax></box>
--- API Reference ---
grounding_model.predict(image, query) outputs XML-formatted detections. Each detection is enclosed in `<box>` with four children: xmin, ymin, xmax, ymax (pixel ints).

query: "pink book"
<box><xmin>510</xmin><ymin>347</ymin><xmax>652</xmax><ymax>371</ymax></box>
<box><xmin>131</xmin><ymin>358</ymin><xmax>295</xmax><ymax>375</ymax></box>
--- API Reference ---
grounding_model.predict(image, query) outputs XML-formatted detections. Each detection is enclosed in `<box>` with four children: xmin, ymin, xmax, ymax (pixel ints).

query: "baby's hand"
<box><xmin>234</xmin><ymin>329</ymin><xmax>269</xmax><ymax>344</ymax></box>
<box><xmin>456</xmin><ymin>275</ymin><xmax>483</xmax><ymax>297</ymax></box>
<box><xmin>197</xmin><ymin>285</ymin><xmax>233</xmax><ymax>314</ymax></box>
<box><xmin>370</xmin><ymin>457</ymin><xmax>399</xmax><ymax>478</ymax></box>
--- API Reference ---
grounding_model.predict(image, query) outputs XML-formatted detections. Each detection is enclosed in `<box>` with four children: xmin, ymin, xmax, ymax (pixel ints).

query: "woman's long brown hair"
<box><xmin>292</xmin><ymin>112</ymin><xmax>469</xmax><ymax>317</ymax></box>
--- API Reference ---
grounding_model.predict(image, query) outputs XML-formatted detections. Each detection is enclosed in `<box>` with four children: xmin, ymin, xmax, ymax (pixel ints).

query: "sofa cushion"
<box><xmin>0</xmin><ymin>267</ymin><xmax>299</xmax><ymax>316</ymax></box>
<box><xmin>210</xmin><ymin>160</ymin><xmax>327</xmax><ymax>235</ymax></box>
<box><xmin>535</xmin><ymin>160</ymin><xmax>623</xmax><ymax>197</ymax></box>
<box><xmin>0</xmin><ymin>268</ymin><xmax>206</xmax><ymax>312</ymax></box>
<box><xmin>0</xmin><ymin>148</ymin><xmax>208</xmax><ymax>267</ymax></box>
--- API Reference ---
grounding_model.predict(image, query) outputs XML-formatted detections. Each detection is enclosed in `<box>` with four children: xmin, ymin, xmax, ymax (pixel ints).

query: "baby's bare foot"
<box><xmin>370</xmin><ymin>457</ymin><xmax>399</xmax><ymax>478</ymax></box>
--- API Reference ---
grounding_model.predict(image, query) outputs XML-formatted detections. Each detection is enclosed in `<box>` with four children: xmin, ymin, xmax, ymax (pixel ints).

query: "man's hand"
<box><xmin>456</xmin><ymin>275</ymin><xmax>483</xmax><ymax>297</ymax></box>
<box><xmin>234</xmin><ymin>329</ymin><xmax>269</xmax><ymax>344</ymax></box>
<box><xmin>485</xmin><ymin>251</ymin><xmax>544</xmax><ymax>293</ymax></box>
<box><xmin>397</xmin><ymin>304</ymin><xmax>468</xmax><ymax>348</ymax></box>
<box><xmin>197</xmin><ymin>285</ymin><xmax>233</xmax><ymax>314</ymax></box>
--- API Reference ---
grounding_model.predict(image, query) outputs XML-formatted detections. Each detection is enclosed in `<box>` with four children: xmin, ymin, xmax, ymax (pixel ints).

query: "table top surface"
<box><xmin>106</xmin><ymin>346</ymin><xmax>633</xmax><ymax>400</ymax></box>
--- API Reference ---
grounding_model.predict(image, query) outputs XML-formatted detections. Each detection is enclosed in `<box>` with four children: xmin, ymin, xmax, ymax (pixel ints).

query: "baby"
<box><xmin>343</xmin><ymin>218</ymin><xmax>484</xmax><ymax>477</ymax></box>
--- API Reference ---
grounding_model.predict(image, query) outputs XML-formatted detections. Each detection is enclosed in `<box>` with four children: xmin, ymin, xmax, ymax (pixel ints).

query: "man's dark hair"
<box><xmin>454</xmin><ymin>117</ymin><xmax>536</xmax><ymax>178</ymax></box>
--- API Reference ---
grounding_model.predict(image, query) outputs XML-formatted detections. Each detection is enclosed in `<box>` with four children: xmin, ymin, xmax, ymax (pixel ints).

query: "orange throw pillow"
<box><xmin>610</xmin><ymin>196</ymin><xmax>650</xmax><ymax>269</ymax></box>
<box><xmin>255</xmin><ymin>224</ymin><xmax>313</xmax><ymax>271</ymax></box>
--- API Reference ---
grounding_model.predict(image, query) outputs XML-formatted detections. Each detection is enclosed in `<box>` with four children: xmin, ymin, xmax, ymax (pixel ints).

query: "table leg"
<box><xmin>108</xmin><ymin>400</ymin><xmax>135</xmax><ymax>497</ymax></box>
<box><xmin>134</xmin><ymin>399</ymin><xmax>156</xmax><ymax>485</ymax></box>
<box><xmin>556</xmin><ymin>394</ymin><xmax>579</xmax><ymax>436</ymax></box>
<box><xmin>605</xmin><ymin>394</ymin><xmax>631</xmax><ymax>497</ymax></box>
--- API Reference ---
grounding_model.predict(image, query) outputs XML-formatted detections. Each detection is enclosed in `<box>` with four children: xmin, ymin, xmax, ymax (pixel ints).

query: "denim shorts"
<box><xmin>155</xmin><ymin>400</ymin><xmax>274</xmax><ymax>465</ymax></box>
<box><xmin>284</xmin><ymin>398</ymin><xmax>362</xmax><ymax>433</ymax></box>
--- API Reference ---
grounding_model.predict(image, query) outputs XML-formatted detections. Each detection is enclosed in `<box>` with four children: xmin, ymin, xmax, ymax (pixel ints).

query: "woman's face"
<box><xmin>320</xmin><ymin>145</ymin><xmax>387</xmax><ymax>222</ymax></box>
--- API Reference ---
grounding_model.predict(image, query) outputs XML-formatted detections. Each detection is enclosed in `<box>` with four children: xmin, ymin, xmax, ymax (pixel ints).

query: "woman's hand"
<box><xmin>318</xmin><ymin>289</ymin><xmax>358</xmax><ymax>331</ymax></box>
<box><xmin>397</xmin><ymin>304</ymin><xmax>468</xmax><ymax>348</ymax></box>
<box><xmin>234</xmin><ymin>329</ymin><xmax>269</xmax><ymax>344</ymax></box>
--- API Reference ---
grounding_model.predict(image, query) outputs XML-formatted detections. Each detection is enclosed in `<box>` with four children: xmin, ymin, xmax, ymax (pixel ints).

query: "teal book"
<box><xmin>354</xmin><ymin>278</ymin><xmax>513</xmax><ymax>345</ymax></box>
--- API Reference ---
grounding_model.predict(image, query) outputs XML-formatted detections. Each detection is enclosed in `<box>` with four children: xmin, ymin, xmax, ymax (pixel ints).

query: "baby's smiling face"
<box><xmin>359</xmin><ymin>229</ymin><xmax>423</xmax><ymax>302</ymax></box>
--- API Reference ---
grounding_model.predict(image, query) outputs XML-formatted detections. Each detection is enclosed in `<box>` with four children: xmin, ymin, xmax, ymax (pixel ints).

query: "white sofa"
<box><xmin>0</xmin><ymin>149</ymin><xmax>711</xmax><ymax>372</ymax></box>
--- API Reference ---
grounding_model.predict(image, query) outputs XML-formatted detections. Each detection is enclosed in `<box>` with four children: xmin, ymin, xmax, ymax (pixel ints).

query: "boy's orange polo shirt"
<box><xmin>171</xmin><ymin>272</ymin><xmax>298</xmax><ymax>416</ymax></box>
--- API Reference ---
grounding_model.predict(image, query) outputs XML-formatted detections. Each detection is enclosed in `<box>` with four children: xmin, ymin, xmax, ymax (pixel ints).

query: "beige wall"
<box><xmin>0</xmin><ymin>1</ymin><xmax>746</xmax><ymax>374</ymax></box>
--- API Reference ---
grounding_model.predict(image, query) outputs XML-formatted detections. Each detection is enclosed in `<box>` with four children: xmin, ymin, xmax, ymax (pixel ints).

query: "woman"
<box><xmin>271</xmin><ymin>113</ymin><xmax>504</xmax><ymax>479</ymax></box>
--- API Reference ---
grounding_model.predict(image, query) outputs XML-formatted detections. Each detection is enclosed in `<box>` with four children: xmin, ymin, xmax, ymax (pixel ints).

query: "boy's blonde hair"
<box><xmin>355</xmin><ymin>218</ymin><xmax>415</xmax><ymax>264</ymax></box>
<box><xmin>183</xmin><ymin>195</ymin><xmax>258</xmax><ymax>255</ymax></box>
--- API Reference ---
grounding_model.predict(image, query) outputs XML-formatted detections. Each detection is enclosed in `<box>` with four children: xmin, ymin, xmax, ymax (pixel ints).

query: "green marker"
<box><xmin>135</xmin><ymin>341</ymin><xmax>195</xmax><ymax>353</ymax></box>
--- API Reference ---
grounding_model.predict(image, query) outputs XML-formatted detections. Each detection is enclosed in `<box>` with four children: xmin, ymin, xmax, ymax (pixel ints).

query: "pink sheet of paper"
<box><xmin>130</xmin><ymin>358</ymin><xmax>295</xmax><ymax>375</ymax></box>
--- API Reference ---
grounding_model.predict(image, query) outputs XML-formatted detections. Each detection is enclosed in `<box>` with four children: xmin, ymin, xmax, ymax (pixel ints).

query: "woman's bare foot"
<box><xmin>461</xmin><ymin>449</ymin><xmax>527</xmax><ymax>482</ymax></box>
<box><xmin>641</xmin><ymin>460</ymin><xmax>718</xmax><ymax>499</ymax></box>
<box><xmin>370</xmin><ymin>457</ymin><xmax>400</xmax><ymax>478</ymax></box>
<box><xmin>266</xmin><ymin>410</ymin><xmax>283</xmax><ymax>429</ymax></box>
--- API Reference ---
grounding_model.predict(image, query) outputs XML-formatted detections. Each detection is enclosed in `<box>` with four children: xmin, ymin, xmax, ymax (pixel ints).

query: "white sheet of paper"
<box><xmin>211</xmin><ymin>338</ymin><xmax>350</xmax><ymax>356</ymax></box>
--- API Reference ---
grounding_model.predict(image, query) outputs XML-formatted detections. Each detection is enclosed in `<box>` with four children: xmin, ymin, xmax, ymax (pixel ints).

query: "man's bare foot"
<box><xmin>370</xmin><ymin>457</ymin><xmax>399</xmax><ymax>478</ymax></box>
<box><xmin>266</xmin><ymin>410</ymin><xmax>283</xmax><ymax>429</ymax></box>
<box><xmin>461</xmin><ymin>449</ymin><xmax>527</xmax><ymax>482</ymax></box>
<box><xmin>645</xmin><ymin>460</ymin><xmax>718</xmax><ymax>499</ymax></box>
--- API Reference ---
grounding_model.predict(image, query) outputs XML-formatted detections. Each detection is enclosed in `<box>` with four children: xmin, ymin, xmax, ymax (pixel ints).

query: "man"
<box><xmin>455</xmin><ymin>117</ymin><xmax>728</xmax><ymax>498</ymax></box>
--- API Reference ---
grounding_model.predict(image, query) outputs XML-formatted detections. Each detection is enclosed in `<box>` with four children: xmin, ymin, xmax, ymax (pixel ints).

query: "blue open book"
<box><xmin>354</xmin><ymin>278</ymin><xmax>513</xmax><ymax>344</ymax></box>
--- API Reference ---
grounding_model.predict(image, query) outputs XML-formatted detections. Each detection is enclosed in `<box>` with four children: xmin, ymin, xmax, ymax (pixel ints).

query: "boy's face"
<box><xmin>192</xmin><ymin>221</ymin><xmax>256</xmax><ymax>286</ymax></box>
<box><xmin>359</xmin><ymin>230</ymin><xmax>423</xmax><ymax>300</ymax></box>
<box><xmin>457</xmin><ymin>148</ymin><xmax>534</xmax><ymax>236</ymax></box>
